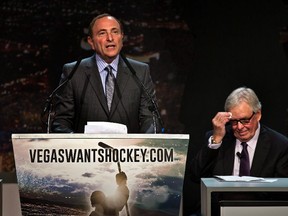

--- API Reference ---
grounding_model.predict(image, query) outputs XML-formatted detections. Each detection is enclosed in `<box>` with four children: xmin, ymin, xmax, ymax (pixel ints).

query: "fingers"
<box><xmin>212</xmin><ymin>112</ymin><xmax>231</xmax><ymax>141</ymax></box>
<box><xmin>213</xmin><ymin>112</ymin><xmax>232</xmax><ymax>125</ymax></box>
<box><xmin>228</xmin><ymin>112</ymin><xmax>232</xmax><ymax>119</ymax></box>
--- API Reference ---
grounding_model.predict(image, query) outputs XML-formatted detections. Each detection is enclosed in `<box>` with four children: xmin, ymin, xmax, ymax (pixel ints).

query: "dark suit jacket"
<box><xmin>190</xmin><ymin>124</ymin><xmax>288</xmax><ymax>180</ymax></box>
<box><xmin>51</xmin><ymin>54</ymin><xmax>161</xmax><ymax>133</ymax></box>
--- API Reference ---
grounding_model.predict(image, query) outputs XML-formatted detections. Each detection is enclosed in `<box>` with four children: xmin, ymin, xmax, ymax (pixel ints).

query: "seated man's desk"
<box><xmin>201</xmin><ymin>178</ymin><xmax>288</xmax><ymax>216</ymax></box>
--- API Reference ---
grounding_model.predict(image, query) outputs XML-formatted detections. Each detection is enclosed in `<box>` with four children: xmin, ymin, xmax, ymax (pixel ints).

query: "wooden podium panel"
<box><xmin>12</xmin><ymin>133</ymin><xmax>189</xmax><ymax>216</ymax></box>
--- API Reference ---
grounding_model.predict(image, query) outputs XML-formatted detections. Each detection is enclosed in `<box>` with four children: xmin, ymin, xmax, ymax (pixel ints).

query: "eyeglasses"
<box><xmin>229</xmin><ymin>112</ymin><xmax>255</xmax><ymax>126</ymax></box>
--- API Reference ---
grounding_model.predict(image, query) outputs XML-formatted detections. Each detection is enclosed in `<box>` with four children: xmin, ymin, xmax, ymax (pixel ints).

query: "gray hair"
<box><xmin>224</xmin><ymin>87</ymin><xmax>262</xmax><ymax>112</ymax></box>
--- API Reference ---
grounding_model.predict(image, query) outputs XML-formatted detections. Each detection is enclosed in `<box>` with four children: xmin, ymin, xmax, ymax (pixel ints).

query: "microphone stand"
<box><xmin>41</xmin><ymin>58</ymin><xmax>82</xmax><ymax>133</ymax></box>
<box><xmin>148</xmin><ymin>107</ymin><xmax>159</xmax><ymax>134</ymax></box>
<box><xmin>120</xmin><ymin>52</ymin><xmax>164</xmax><ymax>133</ymax></box>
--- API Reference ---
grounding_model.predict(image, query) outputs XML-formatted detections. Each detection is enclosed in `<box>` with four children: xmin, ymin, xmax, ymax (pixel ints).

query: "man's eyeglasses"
<box><xmin>229</xmin><ymin>112</ymin><xmax>255</xmax><ymax>126</ymax></box>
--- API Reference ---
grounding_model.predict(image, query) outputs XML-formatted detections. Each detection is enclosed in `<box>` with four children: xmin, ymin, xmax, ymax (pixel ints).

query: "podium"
<box><xmin>201</xmin><ymin>178</ymin><xmax>288</xmax><ymax>216</ymax></box>
<box><xmin>12</xmin><ymin>133</ymin><xmax>189</xmax><ymax>216</ymax></box>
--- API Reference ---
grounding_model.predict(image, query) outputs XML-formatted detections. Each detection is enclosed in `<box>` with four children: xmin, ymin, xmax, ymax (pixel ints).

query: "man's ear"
<box><xmin>87</xmin><ymin>36</ymin><xmax>95</xmax><ymax>50</ymax></box>
<box><xmin>257</xmin><ymin>110</ymin><xmax>262</xmax><ymax>121</ymax></box>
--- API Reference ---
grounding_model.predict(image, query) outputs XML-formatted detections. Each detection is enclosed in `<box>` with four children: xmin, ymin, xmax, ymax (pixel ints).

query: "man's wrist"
<box><xmin>211</xmin><ymin>136</ymin><xmax>222</xmax><ymax>144</ymax></box>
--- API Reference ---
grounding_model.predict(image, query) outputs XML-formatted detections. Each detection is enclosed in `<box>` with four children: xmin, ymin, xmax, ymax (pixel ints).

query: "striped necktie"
<box><xmin>105</xmin><ymin>65</ymin><xmax>115</xmax><ymax>111</ymax></box>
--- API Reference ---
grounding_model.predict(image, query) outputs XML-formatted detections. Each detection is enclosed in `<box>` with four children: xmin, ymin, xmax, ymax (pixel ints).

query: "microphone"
<box><xmin>236</xmin><ymin>152</ymin><xmax>242</xmax><ymax>159</ymax></box>
<box><xmin>120</xmin><ymin>52</ymin><xmax>164</xmax><ymax>133</ymax></box>
<box><xmin>41</xmin><ymin>57</ymin><xmax>82</xmax><ymax>133</ymax></box>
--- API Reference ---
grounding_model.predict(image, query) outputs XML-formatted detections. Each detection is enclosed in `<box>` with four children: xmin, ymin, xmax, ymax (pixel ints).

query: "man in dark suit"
<box><xmin>51</xmin><ymin>13</ymin><xmax>162</xmax><ymax>133</ymax></box>
<box><xmin>190</xmin><ymin>86</ymin><xmax>288</xmax><ymax>215</ymax></box>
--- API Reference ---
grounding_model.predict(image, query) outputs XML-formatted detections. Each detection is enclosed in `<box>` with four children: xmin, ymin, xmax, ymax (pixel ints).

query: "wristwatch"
<box><xmin>211</xmin><ymin>136</ymin><xmax>221</xmax><ymax>144</ymax></box>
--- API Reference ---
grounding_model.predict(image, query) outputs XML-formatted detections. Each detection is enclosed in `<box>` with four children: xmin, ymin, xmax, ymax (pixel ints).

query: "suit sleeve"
<box><xmin>189</xmin><ymin>131</ymin><xmax>220</xmax><ymax>181</ymax></box>
<box><xmin>137</xmin><ymin>63</ymin><xmax>162</xmax><ymax>133</ymax></box>
<box><xmin>51</xmin><ymin>63</ymin><xmax>76</xmax><ymax>133</ymax></box>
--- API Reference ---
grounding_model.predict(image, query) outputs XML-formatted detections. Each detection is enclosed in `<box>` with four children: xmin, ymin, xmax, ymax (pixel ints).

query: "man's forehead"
<box><xmin>94</xmin><ymin>17</ymin><xmax>120</xmax><ymax>29</ymax></box>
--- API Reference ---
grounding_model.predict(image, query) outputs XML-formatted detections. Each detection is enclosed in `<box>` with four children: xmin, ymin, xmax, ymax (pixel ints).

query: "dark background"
<box><xmin>0</xmin><ymin>0</ymin><xmax>192</xmax><ymax>171</ymax></box>
<box><xmin>1</xmin><ymin>1</ymin><xmax>288</xmax><ymax>215</ymax></box>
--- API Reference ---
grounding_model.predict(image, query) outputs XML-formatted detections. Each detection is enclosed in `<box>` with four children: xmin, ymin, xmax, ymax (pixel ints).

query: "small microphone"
<box><xmin>236</xmin><ymin>152</ymin><xmax>242</xmax><ymax>159</ymax></box>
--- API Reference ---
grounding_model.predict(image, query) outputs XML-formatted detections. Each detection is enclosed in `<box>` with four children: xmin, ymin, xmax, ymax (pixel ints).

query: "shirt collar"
<box><xmin>236</xmin><ymin>122</ymin><xmax>260</xmax><ymax>150</ymax></box>
<box><xmin>95</xmin><ymin>54</ymin><xmax>119</xmax><ymax>73</ymax></box>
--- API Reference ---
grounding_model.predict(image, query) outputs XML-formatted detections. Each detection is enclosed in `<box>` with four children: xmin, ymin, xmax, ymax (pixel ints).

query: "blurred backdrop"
<box><xmin>1</xmin><ymin>0</ymin><xmax>288</xmax><ymax>181</ymax></box>
<box><xmin>0</xmin><ymin>0</ymin><xmax>193</xmax><ymax>172</ymax></box>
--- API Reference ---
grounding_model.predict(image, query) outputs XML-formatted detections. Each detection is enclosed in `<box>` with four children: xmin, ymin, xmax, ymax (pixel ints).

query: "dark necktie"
<box><xmin>105</xmin><ymin>65</ymin><xmax>115</xmax><ymax>111</ymax></box>
<box><xmin>239</xmin><ymin>142</ymin><xmax>250</xmax><ymax>176</ymax></box>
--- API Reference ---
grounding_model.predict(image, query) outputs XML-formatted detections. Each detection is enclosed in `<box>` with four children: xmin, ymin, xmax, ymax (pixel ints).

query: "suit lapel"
<box><xmin>223</xmin><ymin>138</ymin><xmax>237</xmax><ymax>174</ymax></box>
<box><xmin>109</xmin><ymin>58</ymin><xmax>130</xmax><ymax>118</ymax></box>
<box><xmin>84</xmin><ymin>56</ymin><xmax>110</xmax><ymax>116</ymax></box>
<box><xmin>250</xmin><ymin>126</ymin><xmax>271</xmax><ymax>176</ymax></box>
<box><xmin>82</xmin><ymin>56</ymin><xmax>131</xmax><ymax>119</ymax></box>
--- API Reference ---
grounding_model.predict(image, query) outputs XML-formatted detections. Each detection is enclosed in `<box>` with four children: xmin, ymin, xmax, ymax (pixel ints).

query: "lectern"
<box><xmin>201</xmin><ymin>178</ymin><xmax>288</xmax><ymax>216</ymax></box>
<box><xmin>12</xmin><ymin>133</ymin><xmax>189</xmax><ymax>216</ymax></box>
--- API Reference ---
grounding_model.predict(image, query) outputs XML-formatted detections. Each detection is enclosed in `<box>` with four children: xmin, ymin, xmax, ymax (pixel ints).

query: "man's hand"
<box><xmin>211</xmin><ymin>112</ymin><xmax>232</xmax><ymax>143</ymax></box>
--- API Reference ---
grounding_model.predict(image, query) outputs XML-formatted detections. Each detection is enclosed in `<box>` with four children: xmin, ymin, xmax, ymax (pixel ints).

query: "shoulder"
<box><xmin>126</xmin><ymin>57</ymin><xmax>148</xmax><ymax>67</ymax></box>
<box><xmin>119</xmin><ymin>56</ymin><xmax>149</xmax><ymax>71</ymax></box>
<box><xmin>126</xmin><ymin>58</ymin><xmax>150</xmax><ymax>79</ymax></box>
<box><xmin>63</xmin><ymin>55</ymin><xmax>95</xmax><ymax>70</ymax></box>
<box><xmin>260</xmin><ymin>124</ymin><xmax>288</xmax><ymax>145</ymax></box>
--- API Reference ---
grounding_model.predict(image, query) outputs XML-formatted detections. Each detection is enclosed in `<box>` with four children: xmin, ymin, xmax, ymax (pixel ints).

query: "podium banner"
<box><xmin>12</xmin><ymin>133</ymin><xmax>189</xmax><ymax>216</ymax></box>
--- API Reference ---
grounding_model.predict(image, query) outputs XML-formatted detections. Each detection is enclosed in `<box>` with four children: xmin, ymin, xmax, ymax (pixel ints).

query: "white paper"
<box><xmin>84</xmin><ymin>121</ymin><xmax>127</xmax><ymax>134</ymax></box>
<box><xmin>214</xmin><ymin>175</ymin><xmax>277</xmax><ymax>182</ymax></box>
